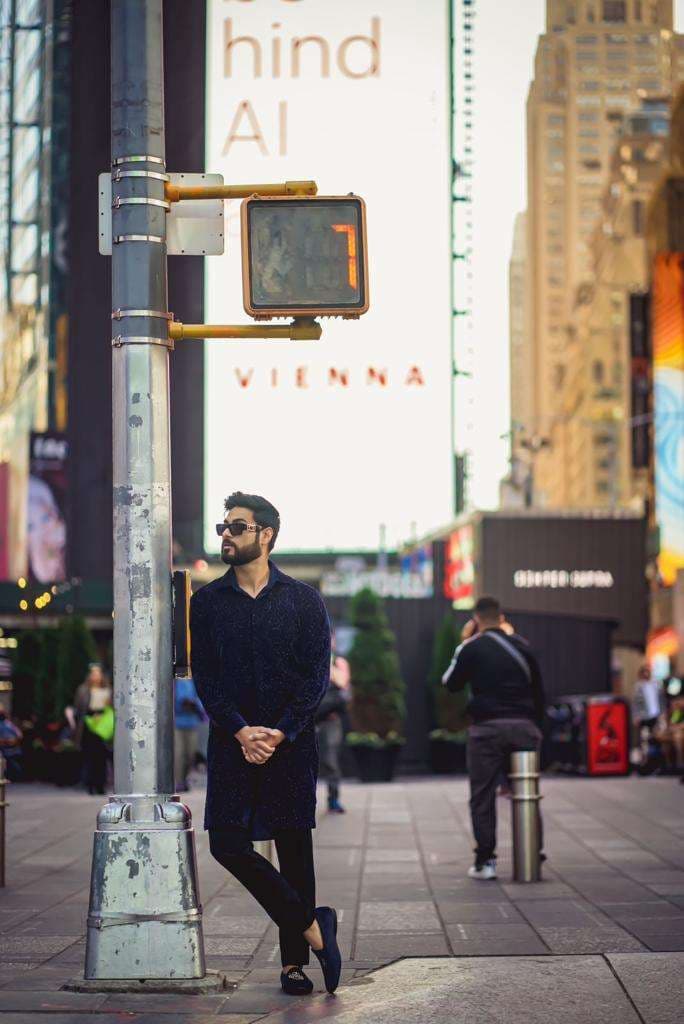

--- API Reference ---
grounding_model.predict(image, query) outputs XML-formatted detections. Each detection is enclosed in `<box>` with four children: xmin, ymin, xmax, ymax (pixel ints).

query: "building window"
<box><xmin>632</xmin><ymin>199</ymin><xmax>644</xmax><ymax>235</ymax></box>
<box><xmin>635</xmin><ymin>0</ymin><xmax>642</xmax><ymax>19</ymax></box>
<box><xmin>602</xmin><ymin>1</ymin><xmax>626</xmax><ymax>21</ymax></box>
<box><xmin>592</xmin><ymin>359</ymin><xmax>605</xmax><ymax>385</ymax></box>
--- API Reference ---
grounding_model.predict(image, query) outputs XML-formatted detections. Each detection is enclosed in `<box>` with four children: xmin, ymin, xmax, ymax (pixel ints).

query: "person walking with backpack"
<box><xmin>442</xmin><ymin>596</ymin><xmax>546</xmax><ymax>880</ymax></box>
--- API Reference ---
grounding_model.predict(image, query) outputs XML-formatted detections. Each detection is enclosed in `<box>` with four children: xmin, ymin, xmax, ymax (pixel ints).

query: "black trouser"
<box><xmin>467</xmin><ymin>718</ymin><xmax>543</xmax><ymax>866</ymax></box>
<box><xmin>82</xmin><ymin>729</ymin><xmax>108</xmax><ymax>794</ymax></box>
<box><xmin>317</xmin><ymin>717</ymin><xmax>343</xmax><ymax>803</ymax></box>
<box><xmin>209</xmin><ymin>827</ymin><xmax>316</xmax><ymax>967</ymax></box>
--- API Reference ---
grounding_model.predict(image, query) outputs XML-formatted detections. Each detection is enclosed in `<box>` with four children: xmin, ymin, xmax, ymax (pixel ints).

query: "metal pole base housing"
<box><xmin>84</xmin><ymin>797</ymin><xmax>205</xmax><ymax>980</ymax></box>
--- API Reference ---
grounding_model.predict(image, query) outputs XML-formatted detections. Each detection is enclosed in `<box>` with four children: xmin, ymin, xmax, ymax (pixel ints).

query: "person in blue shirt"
<box><xmin>174</xmin><ymin>676</ymin><xmax>204</xmax><ymax>792</ymax></box>
<box><xmin>190</xmin><ymin>491</ymin><xmax>342</xmax><ymax>996</ymax></box>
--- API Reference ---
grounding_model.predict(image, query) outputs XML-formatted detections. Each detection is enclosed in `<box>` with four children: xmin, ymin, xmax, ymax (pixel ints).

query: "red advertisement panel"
<box><xmin>443</xmin><ymin>525</ymin><xmax>474</xmax><ymax>607</ymax></box>
<box><xmin>586</xmin><ymin>699</ymin><xmax>630</xmax><ymax>776</ymax></box>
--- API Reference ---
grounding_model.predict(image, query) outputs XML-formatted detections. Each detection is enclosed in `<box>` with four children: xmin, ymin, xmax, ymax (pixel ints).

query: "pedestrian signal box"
<box><xmin>241</xmin><ymin>195</ymin><xmax>369</xmax><ymax>319</ymax></box>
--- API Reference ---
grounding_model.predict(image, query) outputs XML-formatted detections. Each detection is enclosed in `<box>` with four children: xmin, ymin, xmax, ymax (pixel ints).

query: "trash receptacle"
<box><xmin>585</xmin><ymin>696</ymin><xmax>630</xmax><ymax>777</ymax></box>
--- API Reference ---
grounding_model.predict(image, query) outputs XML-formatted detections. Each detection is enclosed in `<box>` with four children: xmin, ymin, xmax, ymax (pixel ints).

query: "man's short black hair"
<box><xmin>474</xmin><ymin>596</ymin><xmax>501</xmax><ymax>621</ymax></box>
<box><xmin>224</xmin><ymin>491</ymin><xmax>281</xmax><ymax>551</ymax></box>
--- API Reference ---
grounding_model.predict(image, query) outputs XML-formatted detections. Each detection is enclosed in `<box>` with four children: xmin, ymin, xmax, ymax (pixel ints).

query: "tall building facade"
<box><xmin>0</xmin><ymin>0</ymin><xmax>71</xmax><ymax>580</ymax></box>
<box><xmin>562</xmin><ymin>99</ymin><xmax>669</xmax><ymax>509</ymax></box>
<box><xmin>522</xmin><ymin>0</ymin><xmax>684</xmax><ymax>505</ymax></box>
<box><xmin>0</xmin><ymin>1</ymin><xmax>206</xmax><ymax>625</ymax></box>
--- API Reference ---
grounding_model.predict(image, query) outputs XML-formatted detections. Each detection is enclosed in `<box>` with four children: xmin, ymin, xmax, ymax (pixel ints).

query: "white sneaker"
<box><xmin>467</xmin><ymin>859</ymin><xmax>497</xmax><ymax>880</ymax></box>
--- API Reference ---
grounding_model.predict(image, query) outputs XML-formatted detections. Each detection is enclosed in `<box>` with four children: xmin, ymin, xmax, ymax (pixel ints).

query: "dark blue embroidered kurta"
<box><xmin>190</xmin><ymin>562</ymin><xmax>331</xmax><ymax>836</ymax></box>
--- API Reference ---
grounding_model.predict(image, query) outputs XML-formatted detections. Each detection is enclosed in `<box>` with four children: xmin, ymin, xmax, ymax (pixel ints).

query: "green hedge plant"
<box><xmin>348</xmin><ymin>587</ymin><xmax>406</xmax><ymax>746</ymax></box>
<box><xmin>429</xmin><ymin>613</ymin><xmax>468</xmax><ymax>743</ymax></box>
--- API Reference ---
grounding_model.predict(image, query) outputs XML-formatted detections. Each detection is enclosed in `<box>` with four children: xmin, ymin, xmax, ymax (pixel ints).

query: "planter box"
<box><xmin>349</xmin><ymin>744</ymin><xmax>401</xmax><ymax>783</ymax></box>
<box><xmin>429</xmin><ymin>738</ymin><xmax>467</xmax><ymax>775</ymax></box>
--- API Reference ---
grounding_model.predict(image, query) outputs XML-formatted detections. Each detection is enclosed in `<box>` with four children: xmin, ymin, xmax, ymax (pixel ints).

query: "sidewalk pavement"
<box><xmin>0</xmin><ymin>775</ymin><xmax>683</xmax><ymax>1022</ymax></box>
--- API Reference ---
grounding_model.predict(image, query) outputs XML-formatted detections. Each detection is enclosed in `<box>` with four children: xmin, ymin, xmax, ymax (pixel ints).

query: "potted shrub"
<box><xmin>347</xmin><ymin>588</ymin><xmax>406</xmax><ymax>782</ymax></box>
<box><xmin>428</xmin><ymin>614</ymin><xmax>468</xmax><ymax>773</ymax></box>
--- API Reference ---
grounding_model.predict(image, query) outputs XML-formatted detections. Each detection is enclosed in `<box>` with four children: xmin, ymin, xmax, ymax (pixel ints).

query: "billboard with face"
<box><xmin>652</xmin><ymin>254</ymin><xmax>684</xmax><ymax>587</ymax></box>
<box><xmin>205</xmin><ymin>0</ymin><xmax>452</xmax><ymax>552</ymax></box>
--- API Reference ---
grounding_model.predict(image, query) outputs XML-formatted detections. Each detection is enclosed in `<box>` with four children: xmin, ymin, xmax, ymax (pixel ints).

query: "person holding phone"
<box><xmin>443</xmin><ymin>596</ymin><xmax>545</xmax><ymax>880</ymax></box>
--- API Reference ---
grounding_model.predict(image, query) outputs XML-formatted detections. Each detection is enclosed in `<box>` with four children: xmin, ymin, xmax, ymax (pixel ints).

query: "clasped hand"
<box><xmin>236</xmin><ymin>725</ymin><xmax>285</xmax><ymax>765</ymax></box>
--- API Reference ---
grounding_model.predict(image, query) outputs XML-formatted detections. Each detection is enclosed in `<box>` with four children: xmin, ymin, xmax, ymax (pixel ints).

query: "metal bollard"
<box><xmin>510</xmin><ymin>750</ymin><xmax>542</xmax><ymax>882</ymax></box>
<box><xmin>0</xmin><ymin>753</ymin><xmax>7</xmax><ymax>887</ymax></box>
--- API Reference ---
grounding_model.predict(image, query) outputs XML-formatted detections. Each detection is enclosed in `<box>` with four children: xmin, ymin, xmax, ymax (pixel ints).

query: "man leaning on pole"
<box><xmin>442</xmin><ymin>596</ymin><xmax>546</xmax><ymax>880</ymax></box>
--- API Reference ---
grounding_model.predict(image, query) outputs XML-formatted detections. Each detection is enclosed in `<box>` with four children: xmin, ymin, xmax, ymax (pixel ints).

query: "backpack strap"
<box><xmin>480</xmin><ymin>631</ymin><xmax>532</xmax><ymax>684</ymax></box>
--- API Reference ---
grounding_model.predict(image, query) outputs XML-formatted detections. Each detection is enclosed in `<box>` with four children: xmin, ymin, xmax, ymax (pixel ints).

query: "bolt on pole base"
<box><xmin>82</xmin><ymin>797</ymin><xmax>206</xmax><ymax>981</ymax></box>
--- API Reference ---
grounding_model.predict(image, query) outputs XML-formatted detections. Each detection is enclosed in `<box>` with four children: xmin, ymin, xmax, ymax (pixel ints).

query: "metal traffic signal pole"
<box><xmin>81</xmin><ymin>0</ymin><xmax>207</xmax><ymax>984</ymax></box>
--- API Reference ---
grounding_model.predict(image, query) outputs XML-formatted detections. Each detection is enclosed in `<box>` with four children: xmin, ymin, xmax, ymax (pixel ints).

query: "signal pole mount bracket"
<box><xmin>169</xmin><ymin>317</ymin><xmax>322</xmax><ymax>343</ymax></box>
<box><xmin>99</xmin><ymin>172</ymin><xmax>225</xmax><ymax>256</ymax></box>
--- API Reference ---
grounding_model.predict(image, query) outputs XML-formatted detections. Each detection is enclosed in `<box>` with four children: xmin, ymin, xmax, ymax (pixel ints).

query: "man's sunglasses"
<box><xmin>215</xmin><ymin>521</ymin><xmax>261</xmax><ymax>538</ymax></box>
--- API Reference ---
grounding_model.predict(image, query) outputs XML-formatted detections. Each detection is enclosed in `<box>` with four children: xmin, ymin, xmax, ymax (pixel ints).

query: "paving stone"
<box><xmin>607</xmin><ymin>952</ymin><xmax>684</xmax><ymax>1024</ymax></box>
<box><xmin>446</xmin><ymin>922</ymin><xmax>549</xmax><ymax>954</ymax></box>
<box><xmin>0</xmin><ymin>966</ymin><xmax>75</xmax><ymax>991</ymax></box>
<box><xmin>436</xmin><ymin>902</ymin><xmax>524</xmax><ymax>924</ymax></box>
<box><xmin>515</xmin><ymin>899</ymin><xmax>608</xmax><ymax>927</ymax></box>
<box><xmin>218</xmin><ymin>981</ymin><xmax>314</xmax><ymax>1014</ymax></box>
<box><xmin>204</xmin><ymin>937</ymin><xmax>262</xmax><ymax>956</ymax></box>
<box><xmin>572</xmin><ymin>880</ymin><xmax>657</xmax><ymax>903</ymax></box>
<box><xmin>637</xmin><ymin>935</ymin><xmax>684</xmax><ymax>952</ymax></box>
<box><xmin>98</xmin><ymin>992</ymin><xmax>229</xmax><ymax>1012</ymax></box>
<box><xmin>202</xmin><ymin>914</ymin><xmax>269</xmax><ymax>937</ymax></box>
<box><xmin>502</xmin><ymin>882</ymin><xmax>577</xmax><ymax>901</ymax></box>
<box><xmin>354</xmin><ymin>933</ymin><xmax>450</xmax><ymax>959</ymax></box>
<box><xmin>0</xmin><ymin>936</ymin><xmax>78</xmax><ymax>961</ymax></box>
<box><xmin>255</xmin><ymin>955</ymin><xmax>640</xmax><ymax>1024</ymax></box>
<box><xmin>537</xmin><ymin>926</ymin><xmax>645</xmax><ymax>953</ymax></box>
<box><xmin>365</xmin><ymin>849</ymin><xmax>420</xmax><ymax>863</ymax></box>
<box><xmin>358</xmin><ymin>901</ymin><xmax>441</xmax><ymax>932</ymax></box>
<box><xmin>0</xmin><ymin>990</ymin><xmax>108</xmax><ymax>1012</ymax></box>
<box><xmin>603</xmin><ymin>901</ymin><xmax>684</xmax><ymax>921</ymax></box>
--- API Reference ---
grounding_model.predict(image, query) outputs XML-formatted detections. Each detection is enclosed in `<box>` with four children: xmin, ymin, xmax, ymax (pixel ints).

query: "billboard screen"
<box><xmin>205</xmin><ymin>1</ymin><xmax>452</xmax><ymax>552</ymax></box>
<box><xmin>480</xmin><ymin>514</ymin><xmax>647</xmax><ymax>646</ymax></box>
<box><xmin>27</xmin><ymin>432</ymin><xmax>68</xmax><ymax>584</ymax></box>
<box><xmin>652</xmin><ymin>254</ymin><xmax>684</xmax><ymax>587</ymax></box>
<box><xmin>443</xmin><ymin>525</ymin><xmax>475</xmax><ymax>607</ymax></box>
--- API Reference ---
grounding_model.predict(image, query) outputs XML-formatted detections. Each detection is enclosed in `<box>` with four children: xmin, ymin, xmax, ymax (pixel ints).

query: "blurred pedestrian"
<box><xmin>73</xmin><ymin>663</ymin><xmax>113</xmax><ymax>794</ymax></box>
<box><xmin>0</xmin><ymin>703</ymin><xmax>23</xmax><ymax>782</ymax></box>
<box><xmin>632</xmin><ymin>663</ymin><xmax>666</xmax><ymax>733</ymax></box>
<box><xmin>655</xmin><ymin>697</ymin><xmax>684</xmax><ymax>779</ymax></box>
<box><xmin>174</xmin><ymin>676</ymin><xmax>205</xmax><ymax>792</ymax></box>
<box><xmin>443</xmin><ymin>596</ymin><xmax>546</xmax><ymax>880</ymax></box>
<box><xmin>191</xmin><ymin>491</ymin><xmax>341</xmax><ymax>995</ymax></box>
<box><xmin>315</xmin><ymin>640</ymin><xmax>351</xmax><ymax>813</ymax></box>
<box><xmin>632</xmin><ymin>663</ymin><xmax>666</xmax><ymax>773</ymax></box>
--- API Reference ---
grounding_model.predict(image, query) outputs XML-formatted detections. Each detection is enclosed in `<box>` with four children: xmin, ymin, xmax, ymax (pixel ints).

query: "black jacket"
<box><xmin>443</xmin><ymin>629</ymin><xmax>545</xmax><ymax>726</ymax></box>
<box><xmin>190</xmin><ymin>562</ymin><xmax>331</xmax><ymax>836</ymax></box>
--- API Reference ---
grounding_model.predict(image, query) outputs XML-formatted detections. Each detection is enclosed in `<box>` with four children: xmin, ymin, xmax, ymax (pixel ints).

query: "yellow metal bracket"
<box><xmin>169</xmin><ymin>318</ymin><xmax>322</xmax><ymax>342</ymax></box>
<box><xmin>164</xmin><ymin>180</ymin><xmax>317</xmax><ymax>203</ymax></box>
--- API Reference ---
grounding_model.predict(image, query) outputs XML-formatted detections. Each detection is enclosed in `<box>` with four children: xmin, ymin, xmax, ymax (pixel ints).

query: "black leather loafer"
<box><xmin>280</xmin><ymin>967</ymin><xmax>314</xmax><ymax>995</ymax></box>
<box><xmin>311</xmin><ymin>906</ymin><xmax>341</xmax><ymax>994</ymax></box>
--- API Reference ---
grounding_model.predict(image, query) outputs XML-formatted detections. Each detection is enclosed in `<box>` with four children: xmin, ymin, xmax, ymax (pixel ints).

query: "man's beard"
<box><xmin>221</xmin><ymin>536</ymin><xmax>262</xmax><ymax>566</ymax></box>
